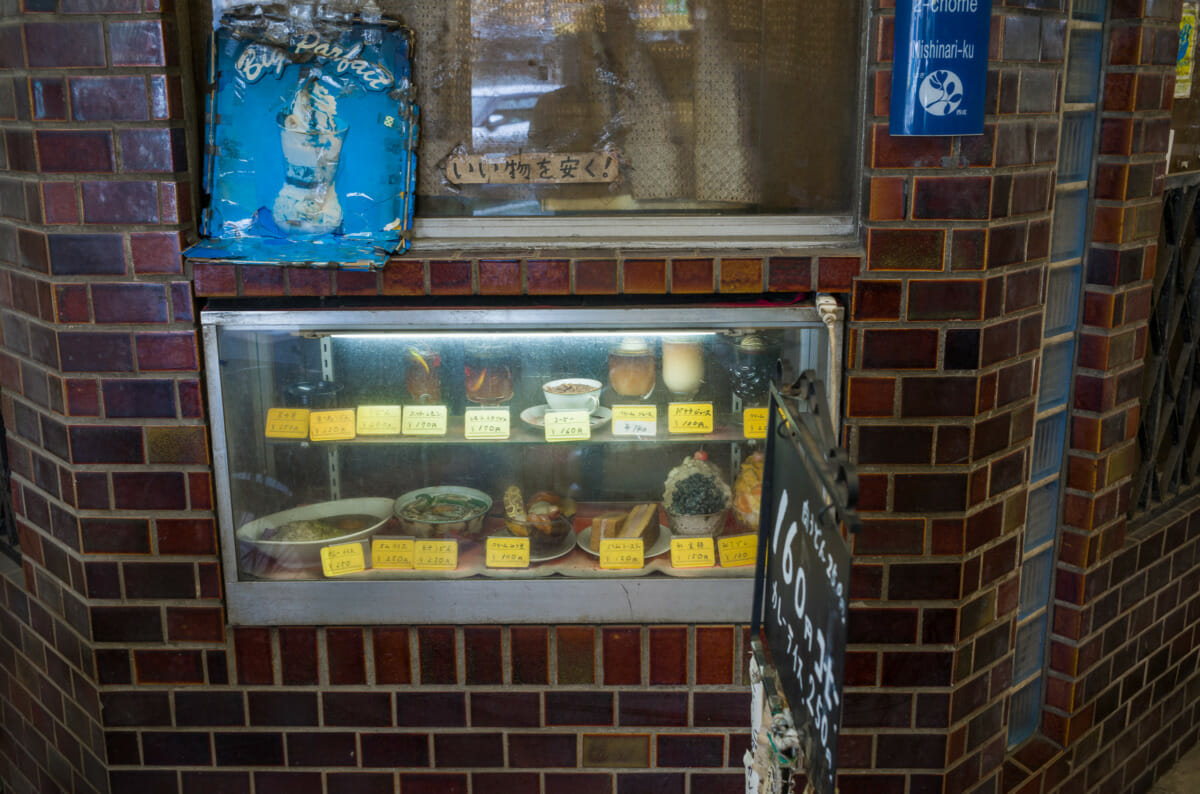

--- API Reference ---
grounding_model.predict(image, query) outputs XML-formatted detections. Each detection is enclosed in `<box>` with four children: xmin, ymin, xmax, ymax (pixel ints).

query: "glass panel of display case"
<box><xmin>204</xmin><ymin>307</ymin><xmax>832</xmax><ymax>599</ymax></box>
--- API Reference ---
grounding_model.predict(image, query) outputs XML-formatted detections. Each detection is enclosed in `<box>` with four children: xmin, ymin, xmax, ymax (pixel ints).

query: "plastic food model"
<box><xmin>733</xmin><ymin>450</ymin><xmax>765</xmax><ymax>531</ymax></box>
<box><xmin>663</xmin><ymin>451</ymin><xmax>732</xmax><ymax>536</ymax></box>
<box><xmin>503</xmin><ymin>486</ymin><xmax>576</xmax><ymax>554</ymax></box>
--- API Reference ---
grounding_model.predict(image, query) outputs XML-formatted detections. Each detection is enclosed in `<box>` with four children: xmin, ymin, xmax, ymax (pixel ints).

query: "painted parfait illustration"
<box><xmin>273</xmin><ymin>77</ymin><xmax>348</xmax><ymax>235</ymax></box>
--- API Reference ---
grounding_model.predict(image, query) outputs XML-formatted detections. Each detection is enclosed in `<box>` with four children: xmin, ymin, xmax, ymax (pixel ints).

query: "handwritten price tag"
<box><xmin>309</xmin><ymin>410</ymin><xmax>356</xmax><ymax>441</ymax></box>
<box><xmin>486</xmin><ymin>537</ymin><xmax>530</xmax><ymax>568</ymax></box>
<box><xmin>464</xmin><ymin>408</ymin><xmax>510</xmax><ymax>439</ymax></box>
<box><xmin>320</xmin><ymin>542</ymin><xmax>365</xmax><ymax>576</ymax></box>
<box><xmin>371</xmin><ymin>538</ymin><xmax>414</xmax><ymax>569</ymax></box>
<box><xmin>414</xmin><ymin>540</ymin><xmax>458</xmax><ymax>570</ymax></box>
<box><xmin>668</xmin><ymin>403</ymin><xmax>714</xmax><ymax>434</ymax></box>
<box><xmin>265</xmin><ymin>408</ymin><xmax>310</xmax><ymax>439</ymax></box>
<box><xmin>671</xmin><ymin>537</ymin><xmax>716</xmax><ymax>568</ymax></box>
<box><xmin>718</xmin><ymin>534</ymin><xmax>758</xmax><ymax>567</ymax></box>
<box><xmin>743</xmin><ymin>408</ymin><xmax>769</xmax><ymax>439</ymax></box>
<box><xmin>612</xmin><ymin>405</ymin><xmax>657</xmax><ymax>436</ymax></box>
<box><xmin>544</xmin><ymin>410</ymin><xmax>591</xmax><ymax>442</ymax></box>
<box><xmin>402</xmin><ymin>405</ymin><xmax>448</xmax><ymax>436</ymax></box>
<box><xmin>599</xmin><ymin>538</ymin><xmax>644</xmax><ymax>569</ymax></box>
<box><xmin>357</xmin><ymin>405</ymin><xmax>402</xmax><ymax>436</ymax></box>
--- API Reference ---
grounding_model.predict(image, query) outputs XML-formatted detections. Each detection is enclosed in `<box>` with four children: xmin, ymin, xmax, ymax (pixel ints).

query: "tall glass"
<box><xmin>662</xmin><ymin>337</ymin><xmax>704</xmax><ymax>399</ymax></box>
<box><xmin>404</xmin><ymin>345</ymin><xmax>442</xmax><ymax>405</ymax></box>
<box><xmin>608</xmin><ymin>336</ymin><xmax>656</xmax><ymax>400</ymax></box>
<box><xmin>464</xmin><ymin>343</ymin><xmax>515</xmax><ymax>405</ymax></box>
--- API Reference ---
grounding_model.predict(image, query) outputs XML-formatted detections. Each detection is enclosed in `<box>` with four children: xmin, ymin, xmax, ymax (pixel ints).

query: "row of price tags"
<box><xmin>268</xmin><ymin>405</ymin><xmax>770</xmax><ymax>441</ymax></box>
<box><xmin>319</xmin><ymin>534</ymin><xmax>758</xmax><ymax>577</ymax></box>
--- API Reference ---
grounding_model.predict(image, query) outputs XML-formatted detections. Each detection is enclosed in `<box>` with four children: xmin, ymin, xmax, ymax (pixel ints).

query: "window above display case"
<box><xmin>203</xmin><ymin>304</ymin><xmax>841</xmax><ymax>624</ymax></box>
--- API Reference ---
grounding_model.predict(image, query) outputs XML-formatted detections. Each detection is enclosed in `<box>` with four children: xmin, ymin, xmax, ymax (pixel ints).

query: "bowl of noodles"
<box><xmin>236</xmin><ymin>497</ymin><xmax>395</xmax><ymax>567</ymax></box>
<box><xmin>393</xmin><ymin>486</ymin><xmax>492</xmax><ymax>538</ymax></box>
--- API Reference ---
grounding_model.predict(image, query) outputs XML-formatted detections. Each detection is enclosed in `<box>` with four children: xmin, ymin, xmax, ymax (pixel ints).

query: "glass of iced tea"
<box><xmin>464</xmin><ymin>344</ymin><xmax>515</xmax><ymax>405</ymax></box>
<box><xmin>405</xmin><ymin>345</ymin><xmax>442</xmax><ymax>404</ymax></box>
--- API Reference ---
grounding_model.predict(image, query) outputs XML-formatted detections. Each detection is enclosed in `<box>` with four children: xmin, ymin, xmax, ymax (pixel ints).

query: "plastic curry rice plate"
<box><xmin>237</xmin><ymin>497</ymin><xmax>395</xmax><ymax>566</ymax></box>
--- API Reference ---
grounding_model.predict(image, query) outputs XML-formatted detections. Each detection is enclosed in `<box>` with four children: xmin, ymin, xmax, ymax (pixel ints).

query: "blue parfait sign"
<box><xmin>890</xmin><ymin>0</ymin><xmax>990</xmax><ymax>136</ymax></box>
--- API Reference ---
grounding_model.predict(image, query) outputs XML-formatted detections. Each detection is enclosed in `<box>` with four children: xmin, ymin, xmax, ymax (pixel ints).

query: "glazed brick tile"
<box><xmin>871</xmin><ymin>126</ymin><xmax>953</xmax><ymax>168</ymax></box>
<box><xmin>869</xmin><ymin>177</ymin><xmax>906</xmax><ymax>221</ymax></box>
<box><xmin>234</xmin><ymin>628</ymin><xmax>274</xmax><ymax>685</ymax></box>
<box><xmin>418</xmin><ymin>625</ymin><xmax>457</xmax><ymax>684</ymax></box>
<box><xmin>399</xmin><ymin>774</ymin><xmax>467</xmax><ymax>794</ymax></box>
<box><xmin>961</xmin><ymin>125</ymin><xmax>995</xmax><ymax>168</ymax></box>
<box><xmin>575</xmin><ymin>259</ymin><xmax>618</xmax><ymax>294</ymax></box>
<box><xmin>868</xmin><ymin>229</ymin><xmax>945</xmax><ymax>271</ymax></box>
<box><xmin>623</xmin><ymin>259</ymin><xmax>666</xmax><ymax>293</ymax></box>
<box><xmin>719</xmin><ymin>258</ymin><xmax>762</xmax><ymax>293</ymax></box>
<box><xmin>69</xmin><ymin>425</ymin><xmax>142</xmax><ymax>464</ymax></box>
<box><xmin>912</xmin><ymin>177</ymin><xmax>992</xmax><ymax>220</ymax></box>
<box><xmin>113</xmin><ymin>471</ymin><xmax>186</xmax><ymax>510</ymax></box>
<box><xmin>693</xmin><ymin>692</ymin><xmax>750</xmax><ymax>727</ymax></box>
<box><xmin>25</xmin><ymin>22</ymin><xmax>105</xmax><ymax>68</ymax></box>
<box><xmin>326</xmin><ymin>627</ymin><xmax>366</xmax><ymax>685</ymax></box>
<box><xmin>65</xmin><ymin>376</ymin><xmax>101</xmax><ymax>416</ymax></box>
<box><xmin>767</xmin><ymin>257</ymin><xmax>812</xmax><ymax>292</ymax></box>
<box><xmin>110</xmin><ymin>20</ymin><xmax>166</xmax><ymax>66</ymax></box>
<box><xmin>286</xmin><ymin>732</ymin><xmax>357</xmax><ymax>767</ymax></box>
<box><xmin>657</xmin><ymin>734</ymin><xmax>724</xmax><ymax>767</ymax></box>
<box><xmin>476</xmin><ymin>259</ymin><xmax>520</xmax><ymax>295</ymax></box>
<box><xmin>372</xmin><ymin>627</ymin><xmax>411</xmax><ymax>685</ymax></box>
<box><xmin>474</xmin><ymin>773</ymin><xmax>540</xmax><ymax>794</ymax></box>
<box><xmin>861</xmin><ymin>329</ymin><xmax>939</xmax><ymax>370</ymax></box>
<box><xmin>92</xmin><ymin>605</ymin><xmax>163</xmax><ymax>642</ymax></box>
<box><xmin>43</xmin><ymin>182</ymin><xmax>80</xmax><ymax>224</ymax></box>
<box><xmin>131</xmin><ymin>231</ymin><xmax>183</xmax><ymax>274</ymax></box>
<box><xmin>30</xmin><ymin>78</ymin><xmax>67</xmax><ymax>121</ymax></box>
<box><xmin>464</xmin><ymin>626</ymin><xmax>502</xmax><ymax>684</ymax></box>
<box><xmin>908</xmin><ymin>280</ymin><xmax>983</xmax><ymax>321</ymax></box>
<box><xmin>696</xmin><ymin>626</ymin><xmax>735</xmax><ymax>685</ymax></box>
<box><xmin>241</xmin><ymin>266</ymin><xmax>285</xmax><ymax>297</ymax></box>
<box><xmin>648</xmin><ymin>626</ymin><xmax>687</xmax><ymax>685</ymax></box>
<box><xmin>36</xmin><ymin>131</ymin><xmax>114</xmax><ymax>173</ymax></box>
<box><xmin>429</xmin><ymin>260</ymin><xmax>471</xmax><ymax>295</ymax></box>
<box><xmin>950</xmin><ymin>228</ymin><xmax>987</xmax><ymax>271</ymax></box>
<box><xmin>471</xmin><ymin>691</ymin><xmax>540</xmax><ymax>727</ymax></box>
<box><xmin>901</xmin><ymin>377</ymin><xmax>978</xmax><ymax>418</ymax></box>
<box><xmin>546</xmin><ymin>773</ymin><xmax>615</xmax><ymax>794</ymax></box>
<box><xmin>510</xmin><ymin>626</ymin><xmax>548</xmax><ymax>684</ymax></box>
<box><xmin>509</xmin><ymin>733</ymin><xmax>578</xmax><ymax>767</ymax></box>
<box><xmin>192</xmin><ymin>263</ymin><xmax>238</xmax><ymax>296</ymax></box>
<box><xmin>181</xmin><ymin>771</ymin><xmax>252</xmax><ymax>794</ymax></box>
<box><xmin>360</xmin><ymin>733</ymin><xmax>430</xmax><ymax>767</ymax></box>
<box><xmin>216</xmin><ymin>733</ymin><xmax>284</xmax><ymax>767</ymax></box>
<box><xmin>87</xmin><ymin>561</ymin><xmax>123</xmax><ymax>599</ymax></box>
<box><xmin>70</xmin><ymin>75</ymin><xmax>149</xmax><ymax>121</ymax></box>
<box><xmin>135</xmin><ymin>649</ymin><xmax>204</xmax><ymax>685</ymax></box>
<box><xmin>617</xmin><ymin>773</ymin><xmax>685</xmax><ymax>794</ymax></box>
<box><xmin>81</xmin><ymin>180</ymin><xmax>159</xmax><ymax>224</ymax></box>
<box><xmin>286</xmin><ymin>267</ymin><xmax>332</xmax><ymax>296</ymax></box>
<box><xmin>854</xmin><ymin>518</ymin><xmax>925</xmax><ymax>555</ymax></box>
<box><xmin>528</xmin><ymin>258</ymin><xmax>570</xmax><ymax>294</ymax></box>
<box><xmin>333</xmin><ymin>268</ymin><xmax>378</xmax><ymax>295</ymax></box>
<box><xmin>817</xmin><ymin>257</ymin><xmax>861</xmax><ymax>292</ymax></box>
<box><xmin>254</xmin><ymin>772</ymin><xmax>321</xmax><ymax>794</ymax></box>
<box><xmin>124</xmin><ymin>561</ymin><xmax>195</xmax><ymax>599</ymax></box>
<box><xmin>54</xmin><ymin>284</ymin><xmax>89</xmax><ymax>323</ymax></box>
<box><xmin>48</xmin><ymin>232</ymin><xmax>125</xmax><ymax>275</ymax></box>
<box><xmin>136</xmin><ymin>331</ymin><xmax>199</xmax><ymax>371</ymax></box>
<box><xmin>557</xmin><ymin>625</ymin><xmax>596</xmax><ymax>684</ymax></box>
<box><xmin>671</xmin><ymin>258</ymin><xmax>714</xmax><ymax>293</ymax></box>
<box><xmin>396</xmin><ymin>691</ymin><xmax>466</xmax><ymax>727</ymax></box>
<box><xmin>327</xmin><ymin>773</ymin><xmax>397</xmax><ymax>794</ymax></box>
<box><xmin>166</xmin><ymin>606</ymin><xmax>224</xmax><ymax>643</ymax></box>
<box><xmin>91</xmin><ymin>282</ymin><xmax>168</xmax><ymax>324</ymax></box>
<box><xmin>141</xmin><ymin>731</ymin><xmax>212</xmax><ymax>766</ymax></box>
<box><xmin>434</xmin><ymin>732</ymin><xmax>504</xmax><ymax>768</ymax></box>
<box><xmin>603</xmin><ymin>626</ymin><xmax>641</xmax><ymax>685</ymax></box>
<box><xmin>147</xmin><ymin>425</ymin><xmax>208</xmax><ymax>465</ymax></box>
<box><xmin>248</xmin><ymin>692</ymin><xmax>318</xmax><ymax>727</ymax></box>
<box><xmin>111</xmin><ymin>771</ymin><xmax>180</xmax><ymax>791</ymax></box>
<box><xmin>619</xmin><ymin>691</ymin><xmax>688</xmax><ymax>727</ymax></box>
<box><xmin>121</xmin><ymin>128</ymin><xmax>187</xmax><ymax>173</ymax></box>
<box><xmin>853</xmin><ymin>280</ymin><xmax>902</xmax><ymax>320</ymax></box>
<box><xmin>102</xmin><ymin>379</ymin><xmax>175</xmax><ymax>418</ymax></box>
<box><xmin>102</xmin><ymin>690</ymin><xmax>171</xmax><ymax>727</ymax></box>
<box><xmin>876</xmin><ymin>733</ymin><xmax>947</xmax><ymax>769</ymax></box>
<box><xmin>546</xmin><ymin>691</ymin><xmax>614</xmax><ymax>726</ymax></box>
<box><xmin>279</xmin><ymin>628</ymin><xmax>317</xmax><ymax>685</ymax></box>
<box><xmin>381</xmin><ymin>260</ymin><xmax>425</xmax><ymax>295</ymax></box>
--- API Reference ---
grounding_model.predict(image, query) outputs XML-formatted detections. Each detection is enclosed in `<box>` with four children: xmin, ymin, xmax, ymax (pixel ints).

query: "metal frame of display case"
<box><xmin>202</xmin><ymin>304</ymin><xmax>843</xmax><ymax>625</ymax></box>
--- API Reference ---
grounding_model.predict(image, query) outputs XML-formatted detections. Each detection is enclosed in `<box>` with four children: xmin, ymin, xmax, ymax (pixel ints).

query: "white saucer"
<box><xmin>576</xmin><ymin>525</ymin><xmax>673</xmax><ymax>559</ymax></box>
<box><xmin>520</xmin><ymin>405</ymin><xmax>612</xmax><ymax>429</ymax></box>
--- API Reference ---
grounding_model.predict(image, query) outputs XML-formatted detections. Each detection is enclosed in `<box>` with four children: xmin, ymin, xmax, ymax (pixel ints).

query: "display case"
<box><xmin>203</xmin><ymin>303</ymin><xmax>841</xmax><ymax>624</ymax></box>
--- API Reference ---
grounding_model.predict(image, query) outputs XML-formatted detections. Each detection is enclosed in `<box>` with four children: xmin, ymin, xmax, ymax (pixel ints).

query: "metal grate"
<box><xmin>1132</xmin><ymin>182</ymin><xmax>1200</xmax><ymax>517</ymax></box>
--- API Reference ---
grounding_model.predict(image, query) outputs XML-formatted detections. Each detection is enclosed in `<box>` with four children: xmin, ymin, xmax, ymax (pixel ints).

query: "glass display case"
<box><xmin>202</xmin><ymin>304</ymin><xmax>841</xmax><ymax>623</ymax></box>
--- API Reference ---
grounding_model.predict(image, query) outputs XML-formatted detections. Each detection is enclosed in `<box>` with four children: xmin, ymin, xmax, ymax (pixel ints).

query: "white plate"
<box><xmin>577</xmin><ymin>525</ymin><xmax>673</xmax><ymax>559</ymax></box>
<box><xmin>520</xmin><ymin>404</ymin><xmax>612</xmax><ymax>429</ymax></box>
<box><xmin>493</xmin><ymin>528</ymin><xmax>577</xmax><ymax>563</ymax></box>
<box><xmin>237</xmin><ymin>497</ymin><xmax>396</xmax><ymax>566</ymax></box>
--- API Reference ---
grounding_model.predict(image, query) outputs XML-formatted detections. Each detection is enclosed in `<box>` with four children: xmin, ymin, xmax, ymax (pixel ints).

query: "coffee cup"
<box><xmin>543</xmin><ymin>378</ymin><xmax>602</xmax><ymax>414</ymax></box>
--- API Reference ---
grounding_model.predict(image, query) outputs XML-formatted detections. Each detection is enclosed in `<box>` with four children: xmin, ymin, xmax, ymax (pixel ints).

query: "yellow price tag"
<box><xmin>402</xmin><ymin>405</ymin><xmax>448</xmax><ymax>436</ymax></box>
<box><xmin>611</xmin><ymin>404</ymin><xmax>657</xmax><ymax>436</ymax></box>
<box><xmin>320</xmin><ymin>542</ymin><xmax>365</xmax><ymax>576</ymax></box>
<box><xmin>414</xmin><ymin>539</ymin><xmax>458</xmax><ymax>570</ymax></box>
<box><xmin>718</xmin><ymin>534</ymin><xmax>758</xmax><ymax>567</ymax></box>
<box><xmin>668</xmin><ymin>403</ymin><xmax>714</xmax><ymax>434</ymax></box>
<box><xmin>544</xmin><ymin>410</ymin><xmax>591</xmax><ymax>442</ymax></box>
<box><xmin>743</xmin><ymin>408</ymin><xmax>769</xmax><ymax>439</ymax></box>
<box><xmin>464</xmin><ymin>408</ymin><xmax>510</xmax><ymax>439</ymax></box>
<box><xmin>264</xmin><ymin>408</ymin><xmax>310</xmax><ymax>439</ymax></box>
<box><xmin>599</xmin><ymin>538</ymin><xmax>644</xmax><ymax>569</ymax></box>
<box><xmin>371</xmin><ymin>538</ymin><xmax>414</xmax><ymax>569</ymax></box>
<box><xmin>671</xmin><ymin>537</ymin><xmax>716</xmax><ymax>568</ymax></box>
<box><xmin>309</xmin><ymin>409</ymin><xmax>356</xmax><ymax>441</ymax></box>
<box><xmin>357</xmin><ymin>405</ymin><xmax>402</xmax><ymax>435</ymax></box>
<box><xmin>486</xmin><ymin>537</ymin><xmax>530</xmax><ymax>568</ymax></box>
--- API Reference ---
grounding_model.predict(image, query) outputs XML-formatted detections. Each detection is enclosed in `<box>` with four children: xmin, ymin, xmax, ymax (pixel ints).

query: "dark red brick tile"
<box><xmin>817</xmin><ymin>257</ymin><xmax>861</xmax><ymax>291</ymax></box>
<box><xmin>478</xmin><ymin>259</ymin><xmax>521</xmax><ymax>295</ymax></box>
<box><xmin>121</xmin><ymin>127</ymin><xmax>186</xmax><ymax>172</ymax></box>
<box><xmin>326</xmin><ymin>627</ymin><xmax>366</xmax><ymax>685</ymax></box>
<box><xmin>91</xmin><ymin>282</ymin><xmax>167</xmax><ymax>324</ymax></box>
<box><xmin>868</xmin><ymin>229</ymin><xmax>945</xmax><ymax>271</ymax></box>
<box><xmin>603</xmin><ymin>627</ymin><xmax>641</xmax><ymax>685</ymax></box>
<box><xmin>696</xmin><ymin>626</ymin><xmax>734</xmax><ymax>685</ymax></box>
<box><xmin>901</xmin><ymin>377</ymin><xmax>978</xmax><ymax>418</ymax></box>
<box><xmin>434</xmin><ymin>732</ymin><xmax>505</xmax><ymax>767</ymax></box>
<box><xmin>693</xmin><ymin>692</ymin><xmax>750</xmax><ymax>727</ymax></box>
<box><xmin>623</xmin><ymin>259</ymin><xmax>666</xmax><ymax>293</ymax></box>
<box><xmin>857</xmin><ymin>426</ymin><xmax>933</xmax><ymax>465</ymax></box>
<box><xmin>135</xmin><ymin>331</ymin><xmax>198</xmax><ymax>372</ymax></box>
<box><xmin>42</xmin><ymin>182</ymin><xmax>79</xmax><ymax>224</ymax></box>
<box><xmin>322</xmin><ymin>692</ymin><xmax>392</xmax><ymax>727</ymax></box>
<box><xmin>48</xmin><ymin>232</ymin><xmax>125</xmax><ymax>275</ymax></box>
<box><xmin>429</xmin><ymin>260</ymin><xmax>471</xmax><ymax>295</ymax></box>
<box><xmin>69</xmin><ymin>75</ymin><xmax>148</xmax><ymax>121</ymax></box>
<box><xmin>557</xmin><ymin>625</ymin><xmax>596</xmax><ymax>684</ymax></box>
<box><xmin>92</xmin><ymin>605</ymin><xmax>163</xmax><ymax>642</ymax></box>
<box><xmin>286</xmin><ymin>732</ymin><xmax>357</xmax><ymax>767</ymax></box>
<box><xmin>129</xmin><ymin>231</ymin><xmax>182</xmax><ymax>274</ymax></box>
<box><xmin>110</xmin><ymin>20</ymin><xmax>166</xmax><ymax>66</ymax></box>
<box><xmin>233</xmin><ymin>628</ymin><xmax>274</xmax><ymax>685</ymax></box>
<box><xmin>180</xmin><ymin>771</ymin><xmax>251</xmax><ymax>794</ymax></box>
<box><xmin>54</xmin><ymin>284</ymin><xmax>89</xmax><ymax>323</ymax></box>
<box><xmin>648</xmin><ymin>626</ymin><xmax>687</xmax><ymax>685</ymax></box>
<box><xmin>872</xmin><ymin>125</ymin><xmax>953</xmax><ymax>168</ymax></box>
<box><xmin>166</xmin><ymin>606</ymin><xmax>224</xmax><ymax>644</ymax></box>
<box><xmin>893</xmin><ymin>474</ymin><xmax>968</xmax><ymax>513</ymax></box>
<box><xmin>657</xmin><ymin>735</ymin><xmax>724</xmax><ymax>767</ymax></box>
<box><xmin>253</xmin><ymin>771</ymin><xmax>320</xmax><ymax>794</ymax></box>
<box><xmin>474</xmin><ymin>773</ymin><xmax>541</xmax><ymax>794</ymax></box>
<box><xmin>25</xmin><ymin>22</ymin><xmax>105</xmax><ymax>67</ymax></box>
<box><xmin>372</xmin><ymin>627</ymin><xmax>410</xmax><ymax>685</ymax></box>
<box><xmin>360</xmin><ymin>733</ymin><xmax>429</xmax><ymax>767</ymax></box>
<box><xmin>546</xmin><ymin>691</ymin><xmax>614</xmax><ymax>726</ymax></box>
<box><xmin>671</xmin><ymin>259</ymin><xmax>714</xmax><ymax>293</ymax></box>
<box><xmin>510</xmin><ymin>626</ymin><xmax>548</xmax><ymax>685</ymax></box>
<box><xmin>855</xmin><ymin>518</ymin><xmax>925</xmax><ymax>556</ymax></box>
<box><xmin>869</xmin><ymin>177</ymin><xmax>906</xmax><ymax>220</ymax></box>
<box><xmin>862</xmin><ymin>329</ymin><xmax>939</xmax><ymax>369</ymax></box>
<box><xmin>333</xmin><ymin>269</ymin><xmax>378</xmax><ymax>295</ymax></box>
<box><xmin>141</xmin><ymin>731</ymin><xmax>212</xmax><ymax>766</ymax></box>
<box><xmin>189</xmin><ymin>471</ymin><xmax>213</xmax><ymax>510</ymax></box>
<box><xmin>418</xmin><ymin>625</ymin><xmax>457</xmax><ymax>685</ymax></box>
<box><xmin>327</xmin><ymin>773</ymin><xmax>396</xmax><ymax>794</ymax></box>
<box><xmin>471</xmin><ymin>691</ymin><xmax>541</xmax><ymax>727</ymax></box>
<box><xmin>69</xmin><ymin>425</ymin><xmax>141</xmax><ymax>463</ymax></box>
<box><xmin>546</xmin><ymin>773</ymin><xmax>614</xmax><ymax>794</ymax></box>
<box><xmin>135</xmin><ymin>650</ymin><xmax>204</xmax><ymax>685</ymax></box>
<box><xmin>248</xmin><ymin>692</ymin><xmax>318</xmax><ymax>727</ymax></box>
<box><xmin>113</xmin><ymin>471</ymin><xmax>185</xmax><ymax>509</ymax></box>
<box><xmin>102</xmin><ymin>690</ymin><xmax>171</xmax><ymax>727</ymax></box>
<box><xmin>279</xmin><ymin>628</ymin><xmax>318</xmax><ymax>685</ymax></box>
<box><xmin>192</xmin><ymin>263</ymin><xmax>238</xmax><ymax>296</ymax></box>
<box><xmin>464</xmin><ymin>626</ymin><xmax>502</xmax><ymax>685</ymax></box>
<box><xmin>618</xmin><ymin>691</ymin><xmax>688</xmax><ymax>727</ymax></box>
<box><xmin>720</xmin><ymin>258</ymin><xmax>763</xmax><ymax>293</ymax></box>
<box><xmin>509</xmin><ymin>733</ymin><xmax>578</xmax><ymax>767</ymax></box>
<box><xmin>528</xmin><ymin>258</ymin><xmax>570</xmax><ymax>295</ymax></box>
<box><xmin>908</xmin><ymin>280</ymin><xmax>983</xmax><ymax>321</ymax></box>
<box><xmin>847</xmin><ymin>377</ymin><xmax>895</xmax><ymax>417</ymax></box>
<box><xmin>241</xmin><ymin>266</ymin><xmax>285</xmax><ymax>297</ymax></box>
<box><xmin>101</xmin><ymin>379</ymin><xmax>175</xmax><ymax>418</ymax></box>
<box><xmin>286</xmin><ymin>267</ymin><xmax>333</xmax><ymax>296</ymax></box>
<box><xmin>853</xmin><ymin>280</ymin><xmax>902</xmax><ymax>320</ymax></box>
<box><xmin>37</xmin><ymin>130</ymin><xmax>113</xmax><ymax>173</ymax></box>
<box><xmin>767</xmin><ymin>256</ymin><xmax>812</xmax><ymax>292</ymax></box>
<box><xmin>396</xmin><ymin>692</ymin><xmax>466</xmax><ymax>727</ymax></box>
<box><xmin>575</xmin><ymin>259</ymin><xmax>618</xmax><ymax>294</ymax></box>
<box><xmin>214</xmin><ymin>733</ymin><xmax>285</xmax><ymax>767</ymax></box>
<box><xmin>81</xmin><ymin>180</ymin><xmax>159</xmax><ymax>224</ymax></box>
<box><xmin>913</xmin><ymin>177</ymin><xmax>992</xmax><ymax>220</ymax></box>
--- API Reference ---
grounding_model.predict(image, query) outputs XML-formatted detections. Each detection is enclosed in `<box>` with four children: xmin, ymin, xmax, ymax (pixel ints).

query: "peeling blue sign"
<box><xmin>890</xmin><ymin>0</ymin><xmax>990</xmax><ymax>136</ymax></box>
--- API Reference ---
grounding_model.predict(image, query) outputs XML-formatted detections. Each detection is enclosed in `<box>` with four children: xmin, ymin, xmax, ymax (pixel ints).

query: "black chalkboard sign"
<box><xmin>753</xmin><ymin>377</ymin><xmax>856</xmax><ymax>794</ymax></box>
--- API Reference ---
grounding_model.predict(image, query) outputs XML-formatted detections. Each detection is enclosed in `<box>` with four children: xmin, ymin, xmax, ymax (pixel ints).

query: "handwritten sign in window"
<box><xmin>667</xmin><ymin>403</ymin><xmax>714</xmax><ymax>434</ymax></box>
<box><xmin>414</xmin><ymin>540</ymin><xmax>458</xmax><ymax>570</ymax></box>
<box><xmin>670</xmin><ymin>537</ymin><xmax>715</xmax><ymax>568</ymax></box>
<box><xmin>320</xmin><ymin>542</ymin><xmax>365</xmax><ymax>576</ymax></box>
<box><xmin>486</xmin><ymin>537</ymin><xmax>530</xmax><ymax>568</ymax></box>
<box><xmin>718</xmin><ymin>534</ymin><xmax>757</xmax><ymax>567</ymax></box>
<box><xmin>544</xmin><ymin>410</ymin><xmax>591</xmax><ymax>442</ymax></box>
<box><xmin>357</xmin><ymin>405</ymin><xmax>402</xmax><ymax>436</ymax></box>
<box><xmin>612</xmin><ymin>405</ymin><xmax>657</xmax><ymax>436</ymax></box>
<box><xmin>599</xmin><ymin>539</ymin><xmax>644</xmax><ymax>569</ymax></box>
<box><xmin>371</xmin><ymin>538</ymin><xmax>414</xmax><ymax>569</ymax></box>
<box><xmin>265</xmin><ymin>408</ymin><xmax>310</xmax><ymax>439</ymax></box>
<box><xmin>464</xmin><ymin>408</ymin><xmax>510</xmax><ymax>440</ymax></box>
<box><xmin>402</xmin><ymin>405</ymin><xmax>447</xmax><ymax>436</ymax></box>
<box><xmin>447</xmin><ymin>152</ymin><xmax>619</xmax><ymax>184</ymax></box>
<box><xmin>309</xmin><ymin>410</ymin><xmax>356</xmax><ymax>441</ymax></box>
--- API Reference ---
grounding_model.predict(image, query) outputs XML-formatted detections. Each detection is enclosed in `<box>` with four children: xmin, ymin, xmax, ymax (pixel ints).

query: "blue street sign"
<box><xmin>890</xmin><ymin>0</ymin><xmax>990</xmax><ymax>136</ymax></box>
